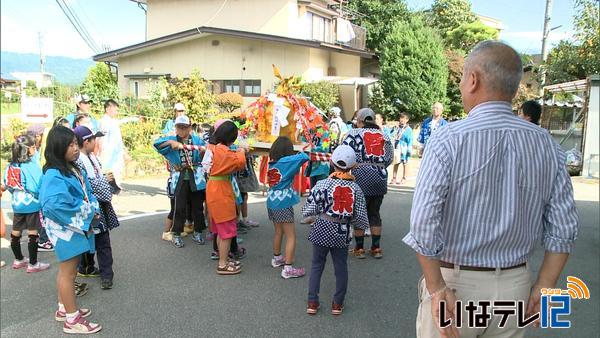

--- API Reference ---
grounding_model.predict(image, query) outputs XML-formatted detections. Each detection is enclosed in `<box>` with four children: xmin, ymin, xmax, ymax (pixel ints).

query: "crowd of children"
<box><xmin>1</xmin><ymin>95</ymin><xmax>130</xmax><ymax>334</ymax></box>
<box><xmin>2</xmin><ymin>98</ymin><xmax>400</xmax><ymax>334</ymax></box>
<box><xmin>149</xmin><ymin>104</ymin><xmax>393</xmax><ymax>315</ymax></box>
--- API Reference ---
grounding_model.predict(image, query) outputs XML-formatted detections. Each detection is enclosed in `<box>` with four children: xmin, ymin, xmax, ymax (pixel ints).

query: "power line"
<box><xmin>73</xmin><ymin>0</ymin><xmax>105</xmax><ymax>44</ymax></box>
<box><xmin>62</xmin><ymin>0</ymin><xmax>101</xmax><ymax>52</ymax></box>
<box><xmin>55</xmin><ymin>0</ymin><xmax>97</xmax><ymax>53</ymax></box>
<box><xmin>61</xmin><ymin>0</ymin><xmax>100</xmax><ymax>52</ymax></box>
<box><xmin>55</xmin><ymin>0</ymin><xmax>100</xmax><ymax>54</ymax></box>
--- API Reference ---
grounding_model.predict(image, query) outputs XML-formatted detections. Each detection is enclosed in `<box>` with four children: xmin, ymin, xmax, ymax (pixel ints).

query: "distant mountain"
<box><xmin>0</xmin><ymin>51</ymin><xmax>94</xmax><ymax>85</ymax></box>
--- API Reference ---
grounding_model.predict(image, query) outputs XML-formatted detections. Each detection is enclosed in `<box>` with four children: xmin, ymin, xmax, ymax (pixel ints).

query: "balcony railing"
<box><xmin>300</xmin><ymin>8</ymin><xmax>367</xmax><ymax>50</ymax></box>
<box><xmin>339</xmin><ymin>22</ymin><xmax>366</xmax><ymax>50</ymax></box>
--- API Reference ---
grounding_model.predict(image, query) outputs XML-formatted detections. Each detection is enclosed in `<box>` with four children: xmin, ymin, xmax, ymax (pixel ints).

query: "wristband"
<box><xmin>425</xmin><ymin>285</ymin><xmax>448</xmax><ymax>301</ymax></box>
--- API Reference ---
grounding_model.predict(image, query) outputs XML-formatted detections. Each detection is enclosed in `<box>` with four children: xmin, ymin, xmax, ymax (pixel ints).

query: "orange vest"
<box><xmin>205</xmin><ymin>144</ymin><xmax>246</xmax><ymax>223</ymax></box>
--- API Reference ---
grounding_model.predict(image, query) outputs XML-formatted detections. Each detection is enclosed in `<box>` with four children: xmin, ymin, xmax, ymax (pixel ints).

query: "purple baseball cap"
<box><xmin>73</xmin><ymin>126</ymin><xmax>104</xmax><ymax>142</ymax></box>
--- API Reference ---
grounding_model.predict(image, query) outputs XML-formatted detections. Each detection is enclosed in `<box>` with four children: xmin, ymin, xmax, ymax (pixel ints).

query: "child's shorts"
<box><xmin>393</xmin><ymin>149</ymin><xmax>410</xmax><ymax>165</ymax></box>
<box><xmin>13</xmin><ymin>212</ymin><xmax>41</xmax><ymax>232</ymax></box>
<box><xmin>268</xmin><ymin>207</ymin><xmax>295</xmax><ymax>223</ymax></box>
<box><xmin>212</xmin><ymin>218</ymin><xmax>237</xmax><ymax>240</ymax></box>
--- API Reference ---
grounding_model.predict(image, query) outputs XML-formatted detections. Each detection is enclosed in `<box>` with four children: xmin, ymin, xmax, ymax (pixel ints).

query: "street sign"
<box><xmin>21</xmin><ymin>97</ymin><xmax>53</xmax><ymax>123</ymax></box>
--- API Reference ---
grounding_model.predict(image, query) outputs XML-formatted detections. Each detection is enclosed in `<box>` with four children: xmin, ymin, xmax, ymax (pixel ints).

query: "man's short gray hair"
<box><xmin>466</xmin><ymin>40</ymin><xmax>523</xmax><ymax>99</ymax></box>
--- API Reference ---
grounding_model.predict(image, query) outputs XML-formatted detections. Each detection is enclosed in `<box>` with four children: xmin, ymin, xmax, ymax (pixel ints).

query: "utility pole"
<box><xmin>38</xmin><ymin>31</ymin><xmax>46</xmax><ymax>73</ymax></box>
<box><xmin>539</xmin><ymin>0</ymin><xmax>553</xmax><ymax>95</ymax></box>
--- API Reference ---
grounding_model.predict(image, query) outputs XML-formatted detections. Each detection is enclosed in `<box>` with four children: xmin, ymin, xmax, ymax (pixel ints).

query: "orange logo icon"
<box><xmin>564</xmin><ymin>276</ymin><xmax>590</xmax><ymax>299</ymax></box>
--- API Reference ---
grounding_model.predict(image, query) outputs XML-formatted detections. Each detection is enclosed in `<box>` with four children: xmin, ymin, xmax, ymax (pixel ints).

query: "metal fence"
<box><xmin>340</xmin><ymin>23</ymin><xmax>366</xmax><ymax>50</ymax></box>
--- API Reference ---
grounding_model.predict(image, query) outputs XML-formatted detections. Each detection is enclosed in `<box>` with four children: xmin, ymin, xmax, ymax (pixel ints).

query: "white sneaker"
<box><xmin>300</xmin><ymin>216</ymin><xmax>315</xmax><ymax>224</ymax></box>
<box><xmin>271</xmin><ymin>256</ymin><xmax>285</xmax><ymax>268</ymax></box>
<box><xmin>281</xmin><ymin>266</ymin><xmax>306</xmax><ymax>279</ymax></box>
<box><xmin>161</xmin><ymin>232</ymin><xmax>173</xmax><ymax>241</ymax></box>
<box><xmin>63</xmin><ymin>312</ymin><xmax>102</xmax><ymax>334</ymax></box>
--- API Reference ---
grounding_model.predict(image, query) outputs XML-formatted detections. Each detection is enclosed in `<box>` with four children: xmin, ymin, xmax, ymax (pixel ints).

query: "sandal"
<box><xmin>217</xmin><ymin>264</ymin><xmax>241</xmax><ymax>275</ymax></box>
<box><xmin>227</xmin><ymin>259</ymin><xmax>242</xmax><ymax>267</ymax></box>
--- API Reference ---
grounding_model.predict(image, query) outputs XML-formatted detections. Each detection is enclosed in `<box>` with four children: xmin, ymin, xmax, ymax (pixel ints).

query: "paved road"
<box><xmin>1</xmin><ymin>176</ymin><xmax>598</xmax><ymax>337</ymax></box>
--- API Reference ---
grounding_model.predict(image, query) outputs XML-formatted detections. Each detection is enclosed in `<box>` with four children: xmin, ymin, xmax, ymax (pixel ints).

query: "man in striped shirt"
<box><xmin>403</xmin><ymin>41</ymin><xmax>579</xmax><ymax>338</ymax></box>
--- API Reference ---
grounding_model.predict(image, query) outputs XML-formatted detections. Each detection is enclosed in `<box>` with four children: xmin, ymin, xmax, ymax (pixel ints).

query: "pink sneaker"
<box><xmin>26</xmin><ymin>262</ymin><xmax>50</xmax><ymax>273</ymax></box>
<box><xmin>63</xmin><ymin>312</ymin><xmax>102</xmax><ymax>334</ymax></box>
<box><xmin>12</xmin><ymin>258</ymin><xmax>29</xmax><ymax>269</ymax></box>
<box><xmin>271</xmin><ymin>256</ymin><xmax>285</xmax><ymax>268</ymax></box>
<box><xmin>55</xmin><ymin>308</ymin><xmax>92</xmax><ymax>322</ymax></box>
<box><xmin>281</xmin><ymin>266</ymin><xmax>305</xmax><ymax>279</ymax></box>
<box><xmin>243</xmin><ymin>219</ymin><xmax>260</xmax><ymax>227</ymax></box>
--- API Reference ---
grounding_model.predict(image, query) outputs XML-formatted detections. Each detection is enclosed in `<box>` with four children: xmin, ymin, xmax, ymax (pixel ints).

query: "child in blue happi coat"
<box><xmin>4</xmin><ymin>134</ymin><xmax>50</xmax><ymax>273</ymax></box>
<box><xmin>267</xmin><ymin>136</ymin><xmax>309</xmax><ymax>279</ymax></box>
<box><xmin>154</xmin><ymin>115</ymin><xmax>207</xmax><ymax>248</ymax></box>
<box><xmin>40</xmin><ymin>126</ymin><xmax>102</xmax><ymax>334</ymax></box>
<box><xmin>391</xmin><ymin>112</ymin><xmax>413</xmax><ymax>185</ymax></box>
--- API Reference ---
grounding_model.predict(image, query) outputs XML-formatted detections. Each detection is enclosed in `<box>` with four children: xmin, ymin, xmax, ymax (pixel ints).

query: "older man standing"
<box><xmin>417</xmin><ymin>102</ymin><xmax>447</xmax><ymax>157</ymax></box>
<box><xmin>403</xmin><ymin>41</ymin><xmax>579</xmax><ymax>338</ymax></box>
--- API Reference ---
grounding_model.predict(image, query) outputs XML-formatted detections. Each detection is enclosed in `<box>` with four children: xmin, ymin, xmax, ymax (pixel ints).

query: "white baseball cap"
<box><xmin>174</xmin><ymin>115</ymin><xmax>190</xmax><ymax>126</ymax></box>
<box><xmin>174</xmin><ymin>103</ymin><xmax>186</xmax><ymax>111</ymax></box>
<box><xmin>75</xmin><ymin>94</ymin><xmax>91</xmax><ymax>104</ymax></box>
<box><xmin>330</xmin><ymin>107</ymin><xmax>341</xmax><ymax>116</ymax></box>
<box><xmin>331</xmin><ymin>145</ymin><xmax>356</xmax><ymax>170</ymax></box>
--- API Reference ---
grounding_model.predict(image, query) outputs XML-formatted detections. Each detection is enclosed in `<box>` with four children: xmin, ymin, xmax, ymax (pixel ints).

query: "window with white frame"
<box><xmin>212</xmin><ymin>80</ymin><xmax>261</xmax><ymax>97</ymax></box>
<box><xmin>223</xmin><ymin>80</ymin><xmax>240</xmax><ymax>94</ymax></box>
<box><xmin>304</xmin><ymin>11</ymin><xmax>332</xmax><ymax>43</ymax></box>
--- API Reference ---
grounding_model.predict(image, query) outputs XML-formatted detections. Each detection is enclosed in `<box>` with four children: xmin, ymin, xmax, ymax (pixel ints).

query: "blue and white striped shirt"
<box><xmin>403</xmin><ymin>101</ymin><xmax>579</xmax><ymax>268</ymax></box>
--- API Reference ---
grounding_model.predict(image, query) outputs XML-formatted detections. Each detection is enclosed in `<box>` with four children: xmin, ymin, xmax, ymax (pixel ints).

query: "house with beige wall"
<box><xmin>94</xmin><ymin>0</ymin><xmax>375</xmax><ymax>120</ymax></box>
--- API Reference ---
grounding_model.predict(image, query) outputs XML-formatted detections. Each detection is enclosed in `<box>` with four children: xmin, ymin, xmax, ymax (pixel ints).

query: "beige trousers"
<box><xmin>416</xmin><ymin>265</ymin><xmax>532</xmax><ymax>338</ymax></box>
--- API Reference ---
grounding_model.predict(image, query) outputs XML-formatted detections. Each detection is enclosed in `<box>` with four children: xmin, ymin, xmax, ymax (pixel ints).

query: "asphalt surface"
<box><xmin>0</xmin><ymin>178</ymin><xmax>598</xmax><ymax>337</ymax></box>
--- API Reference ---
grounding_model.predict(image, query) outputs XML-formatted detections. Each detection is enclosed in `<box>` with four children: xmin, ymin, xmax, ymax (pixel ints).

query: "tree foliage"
<box><xmin>145</xmin><ymin>77</ymin><xmax>169</xmax><ymax>120</ymax></box>
<box><xmin>301</xmin><ymin>81</ymin><xmax>340</xmax><ymax>113</ymax></box>
<box><xmin>546</xmin><ymin>41</ymin><xmax>586</xmax><ymax>84</ymax></box>
<box><xmin>447</xmin><ymin>20</ymin><xmax>498</xmax><ymax>52</ymax></box>
<box><xmin>426</xmin><ymin>0</ymin><xmax>500</xmax><ymax>120</ymax></box>
<box><xmin>573</xmin><ymin>0</ymin><xmax>600</xmax><ymax>69</ymax></box>
<box><xmin>428</xmin><ymin>0</ymin><xmax>476</xmax><ymax>43</ymax></box>
<box><xmin>346</xmin><ymin>0</ymin><xmax>410</xmax><ymax>53</ymax></box>
<box><xmin>444</xmin><ymin>49</ymin><xmax>466</xmax><ymax>120</ymax></box>
<box><xmin>216</xmin><ymin>92</ymin><xmax>244</xmax><ymax>114</ymax></box>
<box><xmin>380</xmin><ymin>16</ymin><xmax>448</xmax><ymax>122</ymax></box>
<box><xmin>545</xmin><ymin>0</ymin><xmax>599</xmax><ymax>84</ymax></box>
<box><xmin>368</xmin><ymin>82</ymin><xmax>396</xmax><ymax>120</ymax></box>
<box><xmin>80</xmin><ymin>62</ymin><xmax>119</xmax><ymax>113</ymax></box>
<box><xmin>166</xmin><ymin>69</ymin><xmax>217</xmax><ymax>123</ymax></box>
